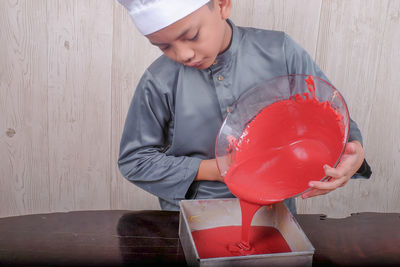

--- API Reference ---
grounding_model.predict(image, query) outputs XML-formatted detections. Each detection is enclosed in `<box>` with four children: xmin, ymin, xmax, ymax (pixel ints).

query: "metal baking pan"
<box><xmin>179</xmin><ymin>198</ymin><xmax>314</xmax><ymax>266</ymax></box>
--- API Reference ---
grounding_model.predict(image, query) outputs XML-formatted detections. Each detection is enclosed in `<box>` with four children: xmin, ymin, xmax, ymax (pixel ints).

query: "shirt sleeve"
<box><xmin>118</xmin><ymin>70</ymin><xmax>202</xmax><ymax>202</ymax></box>
<box><xmin>283</xmin><ymin>33</ymin><xmax>371</xmax><ymax>179</ymax></box>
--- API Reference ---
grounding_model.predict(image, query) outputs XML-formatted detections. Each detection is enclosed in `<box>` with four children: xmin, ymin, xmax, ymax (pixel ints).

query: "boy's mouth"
<box><xmin>187</xmin><ymin>61</ymin><xmax>203</xmax><ymax>68</ymax></box>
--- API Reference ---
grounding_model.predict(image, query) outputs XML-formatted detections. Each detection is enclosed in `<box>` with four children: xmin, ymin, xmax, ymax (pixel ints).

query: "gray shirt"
<box><xmin>118</xmin><ymin>20</ymin><xmax>364</xmax><ymax>212</ymax></box>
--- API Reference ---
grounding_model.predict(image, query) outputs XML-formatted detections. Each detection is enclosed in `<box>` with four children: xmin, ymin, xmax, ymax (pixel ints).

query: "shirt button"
<box><xmin>217</xmin><ymin>75</ymin><xmax>224</xmax><ymax>81</ymax></box>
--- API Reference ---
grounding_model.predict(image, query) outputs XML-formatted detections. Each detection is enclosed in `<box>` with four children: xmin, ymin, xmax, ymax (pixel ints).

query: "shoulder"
<box><xmin>132</xmin><ymin>54</ymin><xmax>180</xmax><ymax>98</ymax></box>
<box><xmin>133</xmin><ymin>54</ymin><xmax>182</xmax><ymax>107</ymax></box>
<box><xmin>145</xmin><ymin>54</ymin><xmax>182</xmax><ymax>87</ymax></box>
<box><xmin>238</xmin><ymin>26</ymin><xmax>287</xmax><ymax>48</ymax></box>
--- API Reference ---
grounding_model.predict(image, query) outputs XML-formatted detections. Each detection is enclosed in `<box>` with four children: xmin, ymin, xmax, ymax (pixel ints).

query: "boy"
<box><xmin>117</xmin><ymin>0</ymin><xmax>371</xmax><ymax>213</ymax></box>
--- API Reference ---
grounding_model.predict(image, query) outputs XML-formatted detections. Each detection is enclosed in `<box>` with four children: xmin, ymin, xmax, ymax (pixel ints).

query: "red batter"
<box><xmin>225</xmin><ymin>76</ymin><xmax>344</xmax><ymax>204</ymax></box>
<box><xmin>192</xmin><ymin>225</ymin><xmax>291</xmax><ymax>258</ymax></box>
<box><xmin>193</xmin><ymin>76</ymin><xmax>345</xmax><ymax>258</ymax></box>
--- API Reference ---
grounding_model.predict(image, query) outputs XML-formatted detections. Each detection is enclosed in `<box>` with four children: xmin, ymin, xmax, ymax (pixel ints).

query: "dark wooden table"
<box><xmin>0</xmin><ymin>210</ymin><xmax>399</xmax><ymax>266</ymax></box>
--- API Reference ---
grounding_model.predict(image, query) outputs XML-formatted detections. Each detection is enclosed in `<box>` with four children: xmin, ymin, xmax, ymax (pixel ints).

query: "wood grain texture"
<box><xmin>47</xmin><ymin>0</ymin><xmax>113</xmax><ymax>212</ymax></box>
<box><xmin>0</xmin><ymin>0</ymin><xmax>50</xmax><ymax>217</ymax></box>
<box><xmin>110</xmin><ymin>1</ymin><xmax>161</xmax><ymax>210</ymax></box>
<box><xmin>0</xmin><ymin>0</ymin><xmax>399</xmax><ymax>217</ymax></box>
<box><xmin>231</xmin><ymin>0</ymin><xmax>322</xmax><ymax>57</ymax></box>
<box><xmin>296</xmin><ymin>0</ymin><xmax>400</xmax><ymax>217</ymax></box>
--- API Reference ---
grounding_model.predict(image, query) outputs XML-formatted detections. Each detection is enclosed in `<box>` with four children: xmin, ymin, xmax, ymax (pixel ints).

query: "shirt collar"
<box><xmin>208</xmin><ymin>19</ymin><xmax>239</xmax><ymax>72</ymax></box>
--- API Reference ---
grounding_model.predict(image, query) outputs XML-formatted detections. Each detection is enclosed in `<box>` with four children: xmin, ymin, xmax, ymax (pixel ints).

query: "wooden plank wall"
<box><xmin>1</xmin><ymin>0</ymin><xmax>399</xmax><ymax>218</ymax></box>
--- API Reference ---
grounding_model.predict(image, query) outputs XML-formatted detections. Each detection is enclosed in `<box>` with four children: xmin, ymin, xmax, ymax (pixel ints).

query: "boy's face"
<box><xmin>146</xmin><ymin>0</ymin><xmax>232</xmax><ymax>70</ymax></box>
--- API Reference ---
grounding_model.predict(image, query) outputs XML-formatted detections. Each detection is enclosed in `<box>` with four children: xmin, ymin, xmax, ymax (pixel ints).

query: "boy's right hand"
<box><xmin>196</xmin><ymin>159</ymin><xmax>225</xmax><ymax>183</ymax></box>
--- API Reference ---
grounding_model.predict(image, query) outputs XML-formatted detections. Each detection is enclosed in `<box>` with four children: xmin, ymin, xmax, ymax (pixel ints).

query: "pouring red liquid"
<box><xmin>192</xmin><ymin>75</ymin><xmax>349</xmax><ymax>258</ymax></box>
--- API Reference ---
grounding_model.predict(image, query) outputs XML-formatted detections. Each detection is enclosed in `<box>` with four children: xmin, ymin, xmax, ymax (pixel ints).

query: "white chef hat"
<box><xmin>118</xmin><ymin>0</ymin><xmax>210</xmax><ymax>35</ymax></box>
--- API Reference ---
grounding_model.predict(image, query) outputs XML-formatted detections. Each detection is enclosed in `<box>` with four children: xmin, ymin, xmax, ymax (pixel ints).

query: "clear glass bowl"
<box><xmin>215</xmin><ymin>74</ymin><xmax>350</xmax><ymax>200</ymax></box>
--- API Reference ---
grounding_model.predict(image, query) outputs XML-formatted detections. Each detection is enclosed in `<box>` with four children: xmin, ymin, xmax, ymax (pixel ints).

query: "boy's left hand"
<box><xmin>301</xmin><ymin>141</ymin><xmax>365</xmax><ymax>199</ymax></box>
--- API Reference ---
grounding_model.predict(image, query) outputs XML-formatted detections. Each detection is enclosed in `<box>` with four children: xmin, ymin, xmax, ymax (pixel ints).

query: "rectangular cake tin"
<box><xmin>179</xmin><ymin>198</ymin><xmax>314</xmax><ymax>267</ymax></box>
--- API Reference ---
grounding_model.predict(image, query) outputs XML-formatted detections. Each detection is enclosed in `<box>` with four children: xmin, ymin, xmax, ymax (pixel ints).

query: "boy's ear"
<box><xmin>218</xmin><ymin>0</ymin><xmax>232</xmax><ymax>20</ymax></box>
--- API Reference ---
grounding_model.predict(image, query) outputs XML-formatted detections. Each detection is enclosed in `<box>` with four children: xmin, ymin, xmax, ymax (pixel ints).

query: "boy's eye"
<box><xmin>188</xmin><ymin>32</ymin><xmax>199</xmax><ymax>41</ymax></box>
<box><xmin>160</xmin><ymin>45</ymin><xmax>170</xmax><ymax>51</ymax></box>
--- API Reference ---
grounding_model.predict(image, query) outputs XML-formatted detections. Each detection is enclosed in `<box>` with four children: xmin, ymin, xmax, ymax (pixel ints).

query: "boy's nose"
<box><xmin>174</xmin><ymin>45</ymin><xmax>195</xmax><ymax>63</ymax></box>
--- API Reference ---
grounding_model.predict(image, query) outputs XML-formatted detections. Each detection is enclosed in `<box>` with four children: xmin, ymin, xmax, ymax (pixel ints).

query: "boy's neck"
<box><xmin>219</xmin><ymin>20</ymin><xmax>233</xmax><ymax>55</ymax></box>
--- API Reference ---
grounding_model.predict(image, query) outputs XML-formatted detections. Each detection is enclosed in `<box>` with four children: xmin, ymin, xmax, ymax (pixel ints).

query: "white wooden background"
<box><xmin>1</xmin><ymin>0</ymin><xmax>399</xmax><ymax>218</ymax></box>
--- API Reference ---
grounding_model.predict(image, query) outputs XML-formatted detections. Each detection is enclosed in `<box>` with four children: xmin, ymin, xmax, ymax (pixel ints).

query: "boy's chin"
<box><xmin>196</xmin><ymin>60</ymin><xmax>215</xmax><ymax>70</ymax></box>
<box><xmin>186</xmin><ymin>62</ymin><xmax>210</xmax><ymax>70</ymax></box>
<box><xmin>184</xmin><ymin>57</ymin><xmax>216</xmax><ymax>70</ymax></box>
<box><xmin>196</xmin><ymin>64</ymin><xmax>211</xmax><ymax>70</ymax></box>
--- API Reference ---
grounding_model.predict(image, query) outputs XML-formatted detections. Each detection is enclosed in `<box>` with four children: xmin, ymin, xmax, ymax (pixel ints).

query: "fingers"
<box><xmin>343</xmin><ymin>142</ymin><xmax>356</xmax><ymax>155</ymax></box>
<box><xmin>301</xmin><ymin>141</ymin><xmax>363</xmax><ymax>200</ymax></box>
<box><xmin>302</xmin><ymin>176</ymin><xmax>350</xmax><ymax>198</ymax></box>
<box><xmin>302</xmin><ymin>177</ymin><xmax>348</xmax><ymax>198</ymax></box>
<box><xmin>323</xmin><ymin>164</ymin><xmax>346</xmax><ymax>180</ymax></box>
<box><xmin>226</xmin><ymin>135</ymin><xmax>237</xmax><ymax>148</ymax></box>
<box><xmin>303</xmin><ymin>168</ymin><xmax>350</xmax><ymax>199</ymax></box>
<box><xmin>302</xmin><ymin>188</ymin><xmax>331</xmax><ymax>199</ymax></box>
<box><xmin>303</xmin><ymin>164</ymin><xmax>348</xmax><ymax>198</ymax></box>
<box><xmin>308</xmin><ymin>164</ymin><xmax>349</xmax><ymax>189</ymax></box>
<box><xmin>308</xmin><ymin>178</ymin><xmax>344</xmax><ymax>190</ymax></box>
